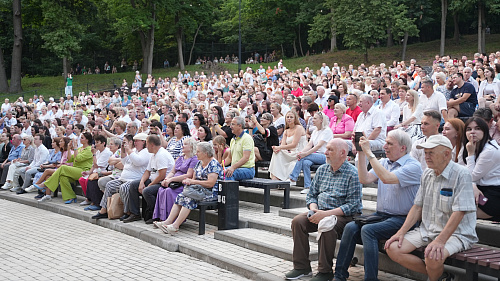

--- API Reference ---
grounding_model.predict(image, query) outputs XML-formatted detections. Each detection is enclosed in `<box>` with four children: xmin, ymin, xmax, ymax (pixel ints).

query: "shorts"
<box><xmin>458</xmin><ymin>102</ymin><xmax>475</xmax><ymax>117</ymax></box>
<box><xmin>404</xmin><ymin>228</ymin><xmax>469</xmax><ymax>256</ymax></box>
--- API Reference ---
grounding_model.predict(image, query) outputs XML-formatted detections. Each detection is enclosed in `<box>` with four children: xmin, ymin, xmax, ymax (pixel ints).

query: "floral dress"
<box><xmin>175</xmin><ymin>158</ymin><xmax>223</xmax><ymax>210</ymax></box>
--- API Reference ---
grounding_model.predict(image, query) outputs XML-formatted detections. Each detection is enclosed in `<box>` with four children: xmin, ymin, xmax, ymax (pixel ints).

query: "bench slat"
<box><xmin>490</xmin><ymin>261</ymin><xmax>500</xmax><ymax>270</ymax></box>
<box><xmin>454</xmin><ymin>247</ymin><xmax>490</xmax><ymax>261</ymax></box>
<box><xmin>478</xmin><ymin>256</ymin><xmax>500</xmax><ymax>267</ymax></box>
<box><xmin>466</xmin><ymin>250</ymin><xmax>500</xmax><ymax>263</ymax></box>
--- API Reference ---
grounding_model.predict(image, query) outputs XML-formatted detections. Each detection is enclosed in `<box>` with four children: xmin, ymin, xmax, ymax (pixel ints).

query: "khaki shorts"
<box><xmin>404</xmin><ymin>228</ymin><xmax>469</xmax><ymax>256</ymax></box>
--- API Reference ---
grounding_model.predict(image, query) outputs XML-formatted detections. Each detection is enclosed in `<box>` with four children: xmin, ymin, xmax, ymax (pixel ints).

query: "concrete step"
<box><xmin>214</xmin><ymin>228</ymin><xmax>318</xmax><ymax>262</ymax></box>
<box><xmin>278</xmin><ymin>200</ymin><xmax>378</xmax><ymax>220</ymax></box>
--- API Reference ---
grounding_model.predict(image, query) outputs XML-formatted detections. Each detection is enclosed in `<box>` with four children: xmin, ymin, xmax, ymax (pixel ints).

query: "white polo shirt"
<box><xmin>419</xmin><ymin>91</ymin><xmax>447</xmax><ymax>117</ymax></box>
<box><xmin>378</xmin><ymin>100</ymin><xmax>400</xmax><ymax>127</ymax></box>
<box><xmin>354</xmin><ymin>106</ymin><xmax>387</xmax><ymax>143</ymax></box>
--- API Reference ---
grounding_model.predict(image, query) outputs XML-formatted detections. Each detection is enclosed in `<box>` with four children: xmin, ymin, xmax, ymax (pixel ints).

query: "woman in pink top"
<box><xmin>329</xmin><ymin>103</ymin><xmax>355</xmax><ymax>140</ymax></box>
<box><xmin>322</xmin><ymin>94</ymin><xmax>339</xmax><ymax>120</ymax></box>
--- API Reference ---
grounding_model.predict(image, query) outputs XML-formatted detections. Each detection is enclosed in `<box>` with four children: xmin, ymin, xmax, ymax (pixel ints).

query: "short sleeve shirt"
<box><xmin>147</xmin><ymin>147</ymin><xmax>175</xmax><ymax>181</ymax></box>
<box><xmin>229</xmin><ymin>132</ymin><xmax>255</xmax><ymax>168</ymax></box>
<box><xmin>450</xmin><ymin>82</ymin><xmax>478</xmax><ymax>105</ymax></box>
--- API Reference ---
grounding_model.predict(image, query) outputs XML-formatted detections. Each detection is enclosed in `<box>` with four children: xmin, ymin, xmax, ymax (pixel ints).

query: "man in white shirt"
<box><xmin>21</xmin><ymin>118</ymin><xmax>32</xmax><ymax>136</ymax></box>
<box><xmin>463</xmin><ymin>67</ymin><xmax>479</xmax><ymax>93</ymax></box>
<box><xmin>320</xmin><ymin>63</ymin><xmax>330</xmax><ymax>76</ymax></box>
<box><xmin>377</xmin><ymin>88</ymin><xmax>400</xmax><ymax>131</ymax></box>
<box><xmin>74</xmin><ymin>110</ymin><xmax>88</xmax><ymax>127</ymax></box>
<box><xmin>128</xmin><ymin>109</ymin><xmax>141</xmax><ymax>129</ymax></box>
<box><xmin>353</xmin><ymin>94</ymin><xmax>387</xmax><ymax>152</ymax></box>
<box><xmin>315</xmin><ymin>86</ymin><xmax>328</xmax><ymax>110</ymax></box>
<box><xmin>419</xmin><ymin>79</ymin><xmax>448</xmax><ymax>123</ymax></box>
<box><xmin>124</xmin><ymin>134</ymin><xmax>174</xmax><ymax>224</ymax></box>
<box><xmin>410</xmin><ymin>111</ymin><xmax>441</xmax><ymax>170</ymax></box>
<box><xmin>15</xmin><ymin>134</ymin><xmax>49</xmax><ymax>193</ymax></box>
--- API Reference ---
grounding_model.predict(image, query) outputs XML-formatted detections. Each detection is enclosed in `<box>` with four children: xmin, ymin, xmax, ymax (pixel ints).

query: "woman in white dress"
<box><xmin>394</xmin><ymin>89</ymin><xmax>423</xmax><ymax>142</ymax></box>
<box><xmin>268</xmin><ymin>111</ymin><xmax>307</xmax><ymax>181</ymax></box>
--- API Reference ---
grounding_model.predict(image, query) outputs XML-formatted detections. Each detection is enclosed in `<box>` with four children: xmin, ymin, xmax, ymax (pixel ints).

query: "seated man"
<box><xmin>447</xmin><ymin>73</ymin><xmax>477</xmax><ymax>119</ymax></box>
<box><xmin>353</xmin><ymin>94</ymin><xmax>387</xmax><ymax>153</ymax></box>
<box><xmin>385</xmin><ymin>135</ymin><xmax>478</xmax><ymax>281</ymax></box>
<box><xmin>223</xmin><ymin>116</ymin><xmax>255</xmax><ymax>180</ymax></box>
<box><xmin>14</xmin><ymin>134</ymin><xmax>50</xmax><ymax>194</ymax></box>
<box><xmin>122</xmin><ymin>134</ymin><xmax>174</xmax><ymax>223</ymax></box>
<box><xmin>285</xmin><ymin>139</ymin><xmax>362</xmax><ymax>281</ymax></box>
<box><xmin>333</xmin><ymin>130</ymin><xmax>422</xmax><ymax>281</ymax></box>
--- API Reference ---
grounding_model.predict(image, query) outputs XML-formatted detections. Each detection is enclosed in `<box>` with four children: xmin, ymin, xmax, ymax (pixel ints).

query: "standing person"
<box><xmin>223</xmin><ymin>116</ymin><xmax>256</xmax><ymax>181</ymax></box>
<box><xmin>285</xmin><ymin>139</ymin><xmax>362</xmax><ymax>281</ymax></box>
<box><xmin>65</xmin><ymin>74</ymin><xmax>73</xmax><ymax>97</ymax></box>
<box><xmin>333</xmin><ymin>130</ymin><xmax>422</xmax><ymax>281</ymax></box>
<box><xmin>385</xmin><ymin>135</ymin><xmax>478</xmax><ymax>281</ymax></box>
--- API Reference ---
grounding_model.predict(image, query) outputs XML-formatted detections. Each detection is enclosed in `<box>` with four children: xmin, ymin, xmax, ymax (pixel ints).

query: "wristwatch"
<box><xmin>368</xmin><ymin>153</ymin><xmax>376</xmax><ymax>160</ymax></box>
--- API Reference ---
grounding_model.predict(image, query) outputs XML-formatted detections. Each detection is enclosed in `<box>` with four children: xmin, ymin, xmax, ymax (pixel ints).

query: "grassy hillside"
<box><xmin>6</xmin><ymin>34</ymin><xmax>500</xmax><ymax>99</ymax></box>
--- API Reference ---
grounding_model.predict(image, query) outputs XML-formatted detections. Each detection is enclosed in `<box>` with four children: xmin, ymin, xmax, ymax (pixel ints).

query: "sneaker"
<box><xmin>10</xmin><ymin>187</ymin><xmax>22</xmax><ymax>193</ymax></box>
<box><xmin>285</xmin><ymin>268</ymin><xmax>312</xmax><ymax>280</ymax></box>
<box><xmin>80</xmin><ymin>199</ymin><xmax>91</xmax><ymax>206</ymax></box>
<box><xmin>289</xmin><ymin>180</ymin><xmax>297</xmax><ymax>186</ymax></box>
<box><xmin>38</xmin><ymin>195</ymin><xmax>52</xmax><ymax>202</ymax></box>
<box><xmin>438</xmin><ymin>272</ymin><xmax>455</xmax><ymax>281</ymax></box>
<box><xmin>310</xmin><ymin>271</ymin><xmax>334</xmax><ymax>281</ymax></box>
<box><xmin>3</xmin><ymin>182</ymin><xmax>12</xmax><ymax>190</ymax></box>
<box><xmin>34</xmin><ymin>193</ymin><xmax>44</xmax><ymax>199</ymax></box>
<box><xmin>0</xmin><ymin>185</ymin><xmax>9</xmax><ymax>190</ymax></box>
<box><xmin>25</xmin><ymin>185</ymin><xmax>38</xmax><ymax>193</ymax></box>
<box><xmin>300</xmin><ymin>188</ymin><xmax>309</xmax><ymax>194</ymax></box>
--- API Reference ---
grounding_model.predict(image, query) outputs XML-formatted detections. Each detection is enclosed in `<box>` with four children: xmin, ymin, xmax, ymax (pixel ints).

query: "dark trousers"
<box><xmin>0</xmin><ymin>163</ymin><xmax>10</xmax><ymax>184</ymax></box>
<box><xmin>291</xmin><ymin>212</ymin><xmax>352</xmax><ymax>273</ymax></box>
<box><xmin>128</xmin><ymin>179</ymin><xmax>161</xmax><ymax>220</ymax></box>
<box><xmin>86</xmin><ymin>180</ymin><xmax>103</xmax><ymax>206</ymax></box>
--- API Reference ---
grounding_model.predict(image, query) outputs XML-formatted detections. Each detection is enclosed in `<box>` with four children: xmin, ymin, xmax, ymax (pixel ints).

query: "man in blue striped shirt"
<box><xmin>286</xmin><ymin>139</ymin><xmax>362</xmax><ymax>281</ymax></box>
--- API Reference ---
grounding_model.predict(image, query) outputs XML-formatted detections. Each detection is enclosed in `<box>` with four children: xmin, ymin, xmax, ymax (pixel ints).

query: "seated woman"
<box><xmin>33</xmin><ymin>137</ymin><xmax>71</xmax><ymax>198</ymax></box>
<box><xmin>289</xmin><ymin>112</ymin><xmax>333</xmax><ymax>194</ymax></box>
<box><xmin>329</xmin><ymin>103</ymin><xmax>355</xmax><ymax>145</ymax></box>
<box><xmin>81</xmin><ymin>137</ymin><xmax>122</xmax><ymax>209</ymax></box>
<box><xmin>461</xmin><ymin>117</ymin><xmax>500</xmax><ymax>221</ymax></box>
<box><xmin>91</xmin><ymin>133</ymin><xmax>150</xmax><ymax>220</ymax></box>
<box><xmin>25</xmin><ymin>137</ymin><xmax>62</xmax><ymax>193</ymax></box>
<box><xmin>166</xmin><ymin>122</ymin><xmax>191</xmax><ymax>159</ymax></box>
<box><xmin>3</xmin><ymin>136</ymin><xmax>35</xmax><ymax>192</ymax></box>
<box><xmin>394</xmin><ymin>89</ymin><xmax>423</xmax><ymax>141</ymax></box>
<box><xmin>442</xmin><ymin>118</ymin><xmax>465</xmax><ymax>162</ymax></box>
<box><xmin>156</xmin><ymin>142</ymin><xmax>222</xmax><ymax>234</ymax></box>
<box><xmin>197</xmin><ymin>125</ymin><xmax>213</xmax><ymax>143</ymax></box>
<box><xmin>36</xmin><ymin>132</ymin><xmax>94</xmax><ymax>203</ymax></box>
<box><xmin>213</xmin><ymin>135</ymin><xmax>230</xmax><ymax>164</ymax></box>
<box><xmin>152</xmin><ymin>138</ymin><xmax>198</xmax><ymax>223</ymax></box>
<box><xmin>268</xmin><ymin>111</ymin><xmax>307</xmax><ymax>181</ymax></box>
<box><xmin>250</xmin><ymin>113</ymin><xmax>279</xmax><ymax>162</ymax></box>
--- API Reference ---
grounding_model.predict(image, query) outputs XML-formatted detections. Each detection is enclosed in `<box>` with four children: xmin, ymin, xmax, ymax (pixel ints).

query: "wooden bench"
<box><xmin>239</xmin><ymin>178</ymin><xmax>290</xmax><ymax>213</ymax></box>
<box><xmin>412</xmin><ymin>245</ymin><xmax>500</xmax><ymax>280</ymax></box>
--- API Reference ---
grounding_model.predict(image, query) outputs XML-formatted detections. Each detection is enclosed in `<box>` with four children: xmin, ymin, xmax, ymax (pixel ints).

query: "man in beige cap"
<box><xmin>384</xmin><ymin>135</ymin><xmax>478</xmax><ymax>281</ymax></box>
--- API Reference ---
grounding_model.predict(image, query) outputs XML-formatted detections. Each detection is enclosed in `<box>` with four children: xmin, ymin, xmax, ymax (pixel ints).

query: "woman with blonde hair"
<box><xmin>268</xmin><ymin>111</ymin><xmax>307</xmax><ymax>181</ymax></box>
<box><xmin>395</xmin><ymin>89</ymin><xmax>423</xmax><ymax>141</ymax></box>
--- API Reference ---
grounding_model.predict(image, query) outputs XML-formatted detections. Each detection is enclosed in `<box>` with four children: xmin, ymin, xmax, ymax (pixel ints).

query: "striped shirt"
<box><xmin>415</xmin><ymin>161</ymin><xmax>478</xmax><ymax>245</ymax></box>
<box><xmin>306</xmin><ymin>161</ymin><xmax>362</xmax><ymax>216</ymax></box>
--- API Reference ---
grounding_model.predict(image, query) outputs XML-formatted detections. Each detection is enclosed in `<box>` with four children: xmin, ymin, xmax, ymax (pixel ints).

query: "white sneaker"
<box><xmin>0</xmin><ymin>185</ymin><xmax>9</xmax><ymax>190</ymax></box>
<box><xmin>289</xmin><ymin>180</ymin><xmax>297</xmax><ymax>186</ymax></box>
<box><xmin>300</xmin><ymin>188</ymin><xmax>309</xmax><ymax>194</ymax></box>
<box><xmin>38</xmin><ymin>195</ymin><xmax>52</xmax><ymax>202</ymax></box>
<box><xmin>3</xmin><ymin>182</ymin><xmax>12</xmax><ymax>189</ymax></box>
<box><xmin>25</xmin><ymin>185</ymin><xmax>38</xmax><ymax>193</ymax></box>
<box><xmin>80</xmin><ymin>199</ymin><xmax>91</xmax><ymax>206</ymax></box>
<box><xmin>10</xmin><ymin>187</ymin><xmax>21</xmax><ymax>193</ymax></box>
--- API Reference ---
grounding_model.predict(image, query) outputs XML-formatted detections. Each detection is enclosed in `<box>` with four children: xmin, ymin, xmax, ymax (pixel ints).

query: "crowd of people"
<box><xmin>1</xmin><ymin>51</ymin><xmax>500</xmax><ymax>281</ymax></box>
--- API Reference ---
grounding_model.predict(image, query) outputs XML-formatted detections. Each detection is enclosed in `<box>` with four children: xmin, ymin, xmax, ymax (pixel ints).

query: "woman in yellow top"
<box><xmin>36</xmin><ymin>132</ymin><xmax>94</xmax><ymax>204</ymax></box>
<box><xmin>148</xmin><ymin>105</ymin><xmax>161</xmax><ymax>122</ymax></box>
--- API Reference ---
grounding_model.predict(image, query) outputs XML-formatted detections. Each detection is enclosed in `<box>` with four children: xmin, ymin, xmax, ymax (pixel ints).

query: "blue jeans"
<box><xmin>289</xmin><ymin>153</ymin><xmax>326</xmax><ymax>188</ymax></box>
<box><xmin>225</xmin><ymin>167</ymin><xmax>255</xmax><ymax>181</ymax></box>
<box><xmin>334</xmin><ymin>213</ymin><xmax>406</xmax><ymax>281</ymax></box>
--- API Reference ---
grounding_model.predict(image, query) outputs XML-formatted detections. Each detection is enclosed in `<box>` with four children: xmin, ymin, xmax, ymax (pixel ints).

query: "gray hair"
<box><xmin>435</xmin><ymin>72</ymin><xmax>446</xmax><ymax>81</ymax></box>
<box><xmin>183</xmin><ymin>137</ymin><xmax>197</xmax><ymax>157</ymax></box>
<box><xmin>302</xmin><ymin>96</ymin><xmax>313</xmax><ymax>104</ymax></box>
<box><xmin>109</xmin><ymin>137</ymin><xmax>122</xmax><ymax>148</ymax></box>
<box><xmin>197</xmin><ymin>141</ymin><xmax>214</xmax><ymax>158</ymax></box>
<box><xmin>388</xmin><ymin>129</ymin><xmax>412</xmax><ymax>154</ymax></box>
<box><xmin>360</xmin><ymin>94</ymin><xmax>374</xmax><ymax>104</ymax></box>
<box><xmin>233</xmin><ymin>116</ymin><xmax>245</xmax><ymax>127</ymax></box>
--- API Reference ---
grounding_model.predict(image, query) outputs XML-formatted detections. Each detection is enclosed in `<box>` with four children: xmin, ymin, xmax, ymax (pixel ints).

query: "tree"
<box><xmin>40</xmin><ymin>0</ymin><xmax>84</xmax><ymax>78</ymax></box>
<box><xmin>440</xmin><ymin>0</ymin><xmax>448</xmax><ymax>56</ymax></box>
<box><xmin>9</xmin><ymin>0</ymin><xmax>22</xmax><ymax>93</ymax></box>
<box><xmin>307</xmin><ymin>1</ymin><xmax>337</xmax><ymax>52</ymax></box>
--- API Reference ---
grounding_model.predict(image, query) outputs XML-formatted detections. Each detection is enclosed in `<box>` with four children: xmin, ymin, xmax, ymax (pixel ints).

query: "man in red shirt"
<box><xmin>346</xmin><ymin>93</ymin><xmax>362</xmax><ymax>122</ymax></box>
<box><xmin>291</xmin><ymin>81</ymin><xmax>303</xmax><ymax>97</ymax></box>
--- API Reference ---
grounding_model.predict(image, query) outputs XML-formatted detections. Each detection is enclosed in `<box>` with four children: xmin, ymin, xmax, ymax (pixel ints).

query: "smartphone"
<box><xmin>479</xmin><ymin>194</ymin><xmax>488</xmax><ymax>206</ymax></box>
<box><xmin>354</xmin><ymin>132</ymin><xmax>363</xmax><ymax>151</ymax></box>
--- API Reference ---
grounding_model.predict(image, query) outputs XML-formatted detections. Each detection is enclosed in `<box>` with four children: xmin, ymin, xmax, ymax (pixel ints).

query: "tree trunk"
<box><xmin>63</xmin><ymin>56</ymin><xmax>68</xmax><ymax>81</ymax></box>
<box><xmin>188</xmin><ymin>24</ymin><xmax>202</xmax><ymax>66</ymax></box>
<box><xmin>440</xmin><ymin>0</ymin><xmax>447</xmax><ymax>56</ymax></box>
<box><xmin>298</xmin><ymin>24</ymin><xmax>304</xmax><ymax>57</ymax></box>
<box><xmin>330</xmin><ymin>8</ymin><xmax>337</xmax><ymax>52</ymax></box>
<box><xmin>364</xmin><ymin>45</ymin><xmax>369</xmax><ymax>63</ymax></box>
<box><xmin>478</xmin><ymin>1</ymin><xmax>484</xmax><ymax>53</ymax></box>
<box><xmin>176</xmin><ymin>13</ymin><xmax>185</xmax><ymax>71</ymax></box>
<box><xmin>9</xmin><ymin>0</ymin><xmax>22</xmax><ymax>93</ymax></box>
<box><xmin>138</xmin><ymin>4</ymin><xmax>155</xmax><ymax>74</ymax></box>
<box><xmin>387</xmin><ymin>28</ymin><xmax>393</xmax><ymax>47</ymax></box>
<box><xmin>453</xmin><ymin>12</ymin><xmax>460</xmax><ymax>44</ymax></box>
<box><xmin>292</xmin><ymin>40</ymin><xmax>298</xmax><ymax>57</ymax></box>
<box><xmin>402</xmin><ymin>31</ymin><xmax>409</xmax><ymax>61</ymax></box>
<box><xmin>0</xmin><ymin>46</ymin><xmax>9</xmax><ymax>92</ymax></box>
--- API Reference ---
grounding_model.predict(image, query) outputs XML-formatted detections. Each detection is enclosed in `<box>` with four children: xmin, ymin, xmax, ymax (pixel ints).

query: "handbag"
<box><xmin>182</xmin><ymin>184</ymin><xmax>212</xmax><ymax>201</ymax></box>
<box><xmin>107</xmin><ymin>193</ymin><xmax>124</xmax><ymax>219</ymax></box>
<box><xmin>353</xmin><ymin>214</ymin><xmax>385</xmax><ymax>227</ymax></box>
<box><xmin>168</xmin><ymin>182</ymin><xmax>183</xmax><ymax>189</ymax></box>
